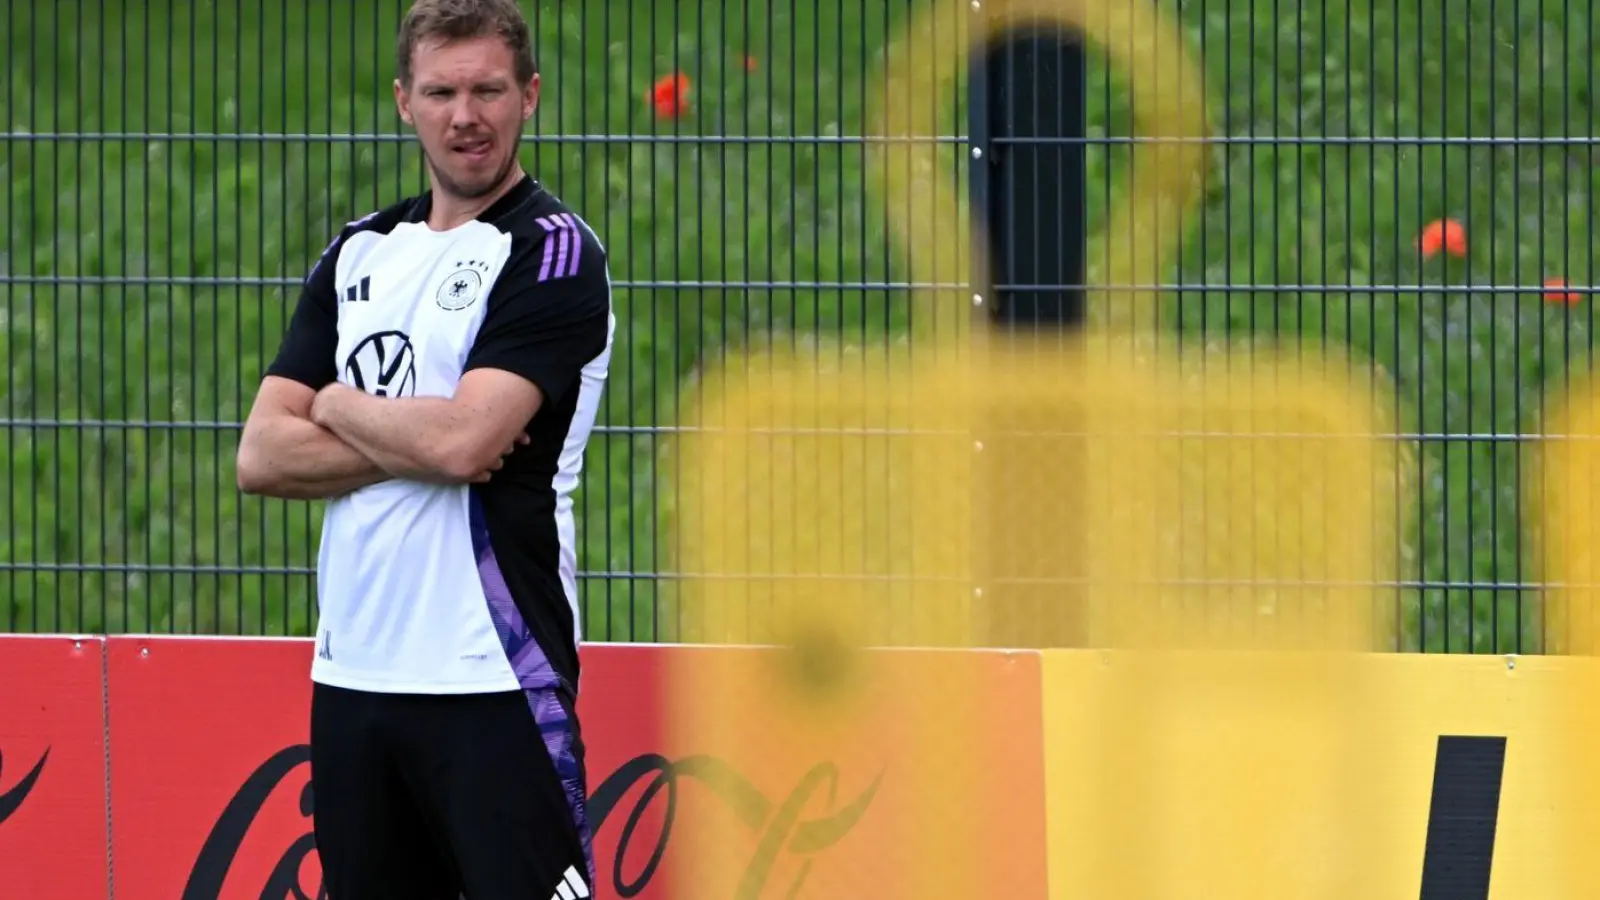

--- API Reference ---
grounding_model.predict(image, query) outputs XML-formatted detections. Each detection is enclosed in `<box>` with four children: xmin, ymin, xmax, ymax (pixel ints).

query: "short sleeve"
<box><xmin>264</xmin><ymin>233</ymin><xmax>343</xmax><ymax>390</ymax></box>
<box><xmin>463</xmin><ymin>238</ymin><xmax>613</xmax><ymax>409</ymax></box>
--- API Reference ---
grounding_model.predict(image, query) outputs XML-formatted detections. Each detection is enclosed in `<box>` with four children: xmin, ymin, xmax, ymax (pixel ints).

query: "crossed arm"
<box><xmin>235</xmin><ymin>369</ymin><xmax>541</xmax><ymax>500</ymax></box>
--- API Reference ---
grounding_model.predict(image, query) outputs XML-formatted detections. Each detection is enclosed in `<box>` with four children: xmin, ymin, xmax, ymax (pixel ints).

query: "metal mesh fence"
<box><xmin>2</xmin><ymin>0</ymin><xmax>1596</xmax><ymax>653</ymax></box>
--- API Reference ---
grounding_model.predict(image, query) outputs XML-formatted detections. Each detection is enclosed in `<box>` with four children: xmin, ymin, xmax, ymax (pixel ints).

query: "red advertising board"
<box><xmin>106</xmin><ymin>636</ymin><xmax>317</xmax><ymax>900</ymax></box>
<box><xmin>582</xmin><ymin>644</ymin><xmax>1050</xmax><ymax>899</ymax></box>
<box><xmin>0</xmin><ymin>635</ymin><xmax>109</xmax><ymax>899</ymax></box>
<box><xmin>3</xmin><ymin>635</ymin><xmax>1049</xmax><ymax>898</ymax></box>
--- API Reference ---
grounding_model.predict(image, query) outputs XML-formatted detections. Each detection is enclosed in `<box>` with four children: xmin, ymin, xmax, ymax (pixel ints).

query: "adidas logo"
<box><xmin>549</xmin><ymin>865</ymin><xmax>590</xmax><ymax>900</ymax></box>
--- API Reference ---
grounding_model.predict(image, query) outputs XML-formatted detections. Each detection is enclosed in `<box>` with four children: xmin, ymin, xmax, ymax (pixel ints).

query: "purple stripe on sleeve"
<box><xmin>552</xmin><ymin>224</ymin><xmax>573</xmax><ymax>281</ymax></box>
<box><xmin>559</xmin><ymin>214</ymin><xmax>583</xmax><ymax>277</ymax></box>
<box><xmin>537</xmin><ymin>217</ymin><xmax>559</xmax><ymax>282</ymax></box>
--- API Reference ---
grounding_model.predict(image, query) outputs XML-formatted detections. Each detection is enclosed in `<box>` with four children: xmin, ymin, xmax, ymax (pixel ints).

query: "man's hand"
<box><xmin>309</xmin><ymin>384</ymin><xmax>355</xmax><ymax>432</ymax></box>
<box><xmin>236</xmin><ymin>377</ymin><xmax>392</xmax><ymax>500</ymax></box>
<box><xmin>446</xmin><ymin>424</ymin><xmax>530</xmax><ymax>483</ymax></box>
<box><xmin>309</xmin><ymin>373</ymin><xmax>541</xmax><ymax>485</ymax></box>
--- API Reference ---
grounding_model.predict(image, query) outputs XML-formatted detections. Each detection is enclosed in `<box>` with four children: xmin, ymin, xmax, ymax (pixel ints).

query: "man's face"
<box><xmin>395</xmin><ymin>34</ymin><xmax>539</xmax><ymax>202</ymax></box>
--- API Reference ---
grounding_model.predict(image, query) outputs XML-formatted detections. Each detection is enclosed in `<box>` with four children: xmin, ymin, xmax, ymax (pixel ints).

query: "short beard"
<box><xmin>424</xmin><ymin>139</ymin><xmax>521</xmax><ymax>201</ymax></box>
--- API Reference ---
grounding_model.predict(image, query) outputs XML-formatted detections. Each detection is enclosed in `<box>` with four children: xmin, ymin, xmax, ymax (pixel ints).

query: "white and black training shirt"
<box><xmin>266</xmin><ymin>175</ymin><xmax>614</xmax><ymax>698</ymax></box>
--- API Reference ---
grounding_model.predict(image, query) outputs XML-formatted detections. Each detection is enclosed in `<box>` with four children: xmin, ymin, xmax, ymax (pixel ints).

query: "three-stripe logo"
<box><xmin>549</xmin><ymin>865</ymin><xmax>590</xmax><ymax>900</ymax></box>
<box><xmin>536</xmin><ymin>214</ymin><xmax>584</xmax><ymax>282</ymax></box>
<box><xmin>341</xmin><ymin>274</ymin><xmax>371</xmax><ymax>304</ymax></box>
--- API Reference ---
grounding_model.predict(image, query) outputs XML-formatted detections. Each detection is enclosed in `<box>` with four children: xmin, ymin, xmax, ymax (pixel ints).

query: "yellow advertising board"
<box><xmin>1040</xmin><ymin>649</ymin><xmax>1600</xmax><ymax>899</ymax></box>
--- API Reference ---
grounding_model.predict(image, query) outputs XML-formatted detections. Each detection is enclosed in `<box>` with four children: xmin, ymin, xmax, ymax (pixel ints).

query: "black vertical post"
<box><xmin>971</xmin><ymin>23</ymin><xmax>1088</xmax><ymax>328</ymax></box>
<box><xmin>969</xmin><ymin>6</ymin><xmax>1090</xmax><ymax>649</ymax></box>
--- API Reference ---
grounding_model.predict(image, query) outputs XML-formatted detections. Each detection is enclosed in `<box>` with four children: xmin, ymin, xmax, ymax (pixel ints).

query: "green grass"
<box><xmin>2</xmin><ymin>0</ymin><xmax>1596</xmax><ymax>653</ymax></box>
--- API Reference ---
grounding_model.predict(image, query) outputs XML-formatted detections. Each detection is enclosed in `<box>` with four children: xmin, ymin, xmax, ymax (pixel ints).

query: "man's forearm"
<box><xmin>237</xmin><ymin>414</ymin><xmax>390</xmax><ymax>500</ymax></box>
<box><xmin>312</xmin><ymin>387</ymin><xmax>479</xmax><ymax>483</ymax></box>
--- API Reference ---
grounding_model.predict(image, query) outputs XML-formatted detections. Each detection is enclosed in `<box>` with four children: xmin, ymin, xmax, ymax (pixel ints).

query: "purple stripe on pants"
<box><xmin>469</xmin><ymin>496</ymin><xmax>594</xmax><ymax>885</ymax></box>
<box><xmin>528</xmin><ymin>686</ymin><xmax>596</xmax><ymax>890</ymax></box>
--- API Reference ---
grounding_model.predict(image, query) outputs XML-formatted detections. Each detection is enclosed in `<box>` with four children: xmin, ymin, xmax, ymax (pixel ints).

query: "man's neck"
<box><xmin>426</xmin><ymin>165</ymin><xmax>527</xmax><ymax>231</ymax></box>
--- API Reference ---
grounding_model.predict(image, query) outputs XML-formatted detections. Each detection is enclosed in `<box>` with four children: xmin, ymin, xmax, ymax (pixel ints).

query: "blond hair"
<box><xmin>396</xmin><ymin>0</ymin><xmax>536</xmax><ymax>87</ymax></box>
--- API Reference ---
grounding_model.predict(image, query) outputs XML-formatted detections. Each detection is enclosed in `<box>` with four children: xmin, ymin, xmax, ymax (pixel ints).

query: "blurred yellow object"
<box><xmin>674</xmin><ymin>341</ymin><xmax>1403</xmax><ymax>656</ymax></box>
<box><xmin>660</xmin><ymin>0</ymin><xmax>1412</xmax><ymax>893</ymax></box>
<box><xmin>870</xmin><ymin>0</ymin><xmax>1211</xmax><ymax>343</ymax></box>
<box><xmin>1533</xmin><ymin>375</ymin><xmax>1600</xmax><ymax>655</ymax></box>
<box><xmin>1068</xmin><ymin>345</ymin><xmax>1404</xmax><ymax>653</ymax></box>
<box><xmin>666</xmin><ymin>340</ymin><xmax>1405</xmax><ymax>897</ymax></box>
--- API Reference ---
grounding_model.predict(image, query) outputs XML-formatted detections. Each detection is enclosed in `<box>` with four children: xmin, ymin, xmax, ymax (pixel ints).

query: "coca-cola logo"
<box><xmin>589</xmin><ymin>754</ymin><xmax>882</xmax><ymax>898</ymax></box>
<box><xmin>181</xmin><ymin>746</ymin><xmax>881</xmax><ymax>900</ymax></box>
<box><xmin>181</xmin><ymin>745</ymin><xmax>321</xmax><ymax>900</ymax></box>
<box><xmin>0</xmin><ymin>747</ymin><xmax>49</xmax><ymax>828</ymax></box>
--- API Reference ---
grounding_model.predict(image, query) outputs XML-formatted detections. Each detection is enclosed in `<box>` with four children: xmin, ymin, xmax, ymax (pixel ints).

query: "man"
<box><xmin>235</xmin><ymin>1</ymin><xmax>611</xmax><ymax>897</ymax></box>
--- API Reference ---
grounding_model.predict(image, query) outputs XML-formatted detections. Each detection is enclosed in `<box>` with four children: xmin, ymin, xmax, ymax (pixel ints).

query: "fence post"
<box><xmin>969</xmin><ymin>4</ymin><xmax>1091</xmax><ymax>649</ymax></box>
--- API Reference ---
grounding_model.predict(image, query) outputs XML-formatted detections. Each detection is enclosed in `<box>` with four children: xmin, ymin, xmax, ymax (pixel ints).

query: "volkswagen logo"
<box><xmin>344</xmin><ymin>330</ymin><xmax>417</xmax><ymax>398</ymax></box>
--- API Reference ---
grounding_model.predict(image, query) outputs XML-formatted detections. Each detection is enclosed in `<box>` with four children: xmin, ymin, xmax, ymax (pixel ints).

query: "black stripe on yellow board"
<box><xmin>1418</xmin><ymin>735</ymin><xmax>1506</xmax><ymax>900</ymax></box>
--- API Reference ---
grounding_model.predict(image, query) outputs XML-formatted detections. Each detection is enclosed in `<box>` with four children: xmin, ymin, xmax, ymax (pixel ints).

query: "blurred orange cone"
<box><xmin>650</xmin><ymin>72</ymin><xmax>690</xmax><ymax>118</ymax></box>
<box><xmin>1545</xmin><ymin>278</ymin><xmax>1583</xmax><ymax>305</ymax></box>
<box><xmin>1417</xmin><ymin>218</ymin><xmax>1467</xmax><ymax>259</ymax></box>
